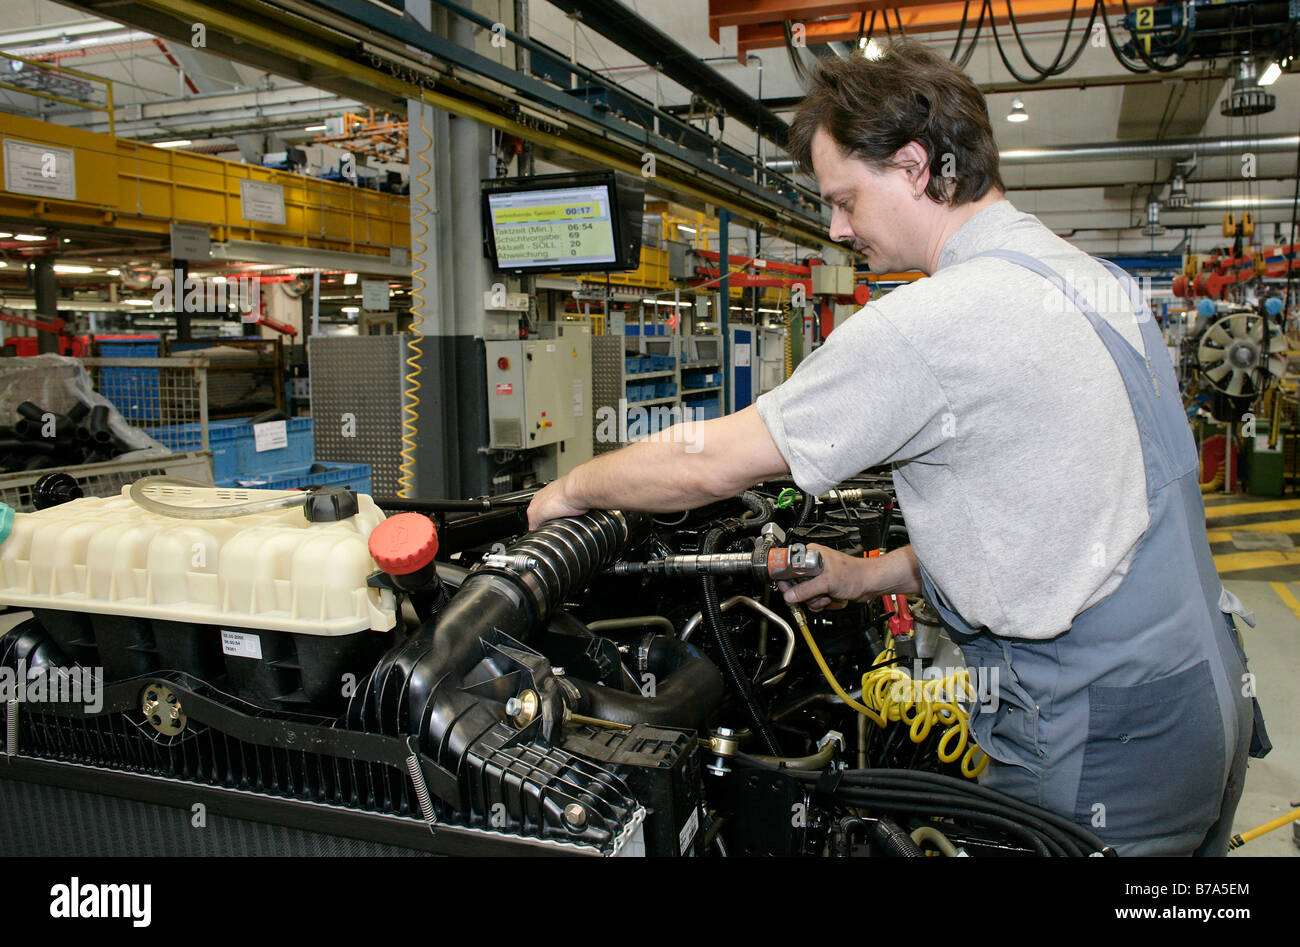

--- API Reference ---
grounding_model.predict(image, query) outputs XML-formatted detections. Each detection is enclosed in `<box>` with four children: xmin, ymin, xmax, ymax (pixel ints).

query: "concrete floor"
<box><xmin>1222</xmin><ymin>579</ymin><xmax>1300</xmax><ymax>856</ymax></box>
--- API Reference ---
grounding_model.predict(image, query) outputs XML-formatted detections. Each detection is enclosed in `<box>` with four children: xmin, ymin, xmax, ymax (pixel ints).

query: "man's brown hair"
<box><xmin>787</xmin><ymin>40</ymin><xmax>1004</xmax><ymax>205</ymax></box>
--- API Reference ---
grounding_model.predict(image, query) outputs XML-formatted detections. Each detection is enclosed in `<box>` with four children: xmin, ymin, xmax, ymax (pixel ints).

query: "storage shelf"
<box><xmin>681</xmin><ymin>360</ymin><xmax>721</xmax><ymax>369</ymax></box>
<box><xmin>626</xmin><ymin>369</ymin><xmax>675</xmax><ymax>380</ymax></box>
<box><xmin>682</xmin><ymin>385</ymin><xmax>722</xmax><ymax>394</ymax></box>
<box><xmin>626</xmin><ymin>395</ymin><xmax>679</xmax><ymax>408</ymax></box>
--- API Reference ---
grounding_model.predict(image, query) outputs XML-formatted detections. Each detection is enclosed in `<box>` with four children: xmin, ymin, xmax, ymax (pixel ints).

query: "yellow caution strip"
<box><xmin>1206</xmin><ymin>519</ymin><xmax>1300</xmax><ymax>543</ymax></box>
<box><xmin>1213</xmin><ymin>550</ymin><xmax>1300</xmax><ymax>574</ymax></box>
<box><xmin>1205</xmin><ymin>499</ymin><xmax>1300</xmax><ymax>518</ymax></box>
<box><xmin>1270</xmin><ymin>582</ymin><xmax>1300</xmax><ymax>622</ymax></box>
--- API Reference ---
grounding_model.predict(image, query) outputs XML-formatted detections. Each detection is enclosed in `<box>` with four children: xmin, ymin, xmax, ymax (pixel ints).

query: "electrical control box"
<box><xmin>811</xmin><ymin>265</ymin><xmax>853</xmax><ymax>296</ymax></box>
<box><xmin>485</xmin><ymin>337</ymin><xmax>583</xmax><ymax>450</ymax></box>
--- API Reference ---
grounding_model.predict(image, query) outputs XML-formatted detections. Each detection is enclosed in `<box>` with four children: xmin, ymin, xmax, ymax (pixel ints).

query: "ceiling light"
<box><xmin>106</xmin><ymin>269</ymin><xmax>120</xmax><ymax>276</ymax></box>
<box><xmin>1259</xmin><ymin>61</ymin><xmax>1282</xmax><ymax>86</ymax></box>
<box><xmin>1007</xmin><ymin>98</ymin><xmax>1029</xmax><ymax>123</ymax></box>
<box><xmin>13</xmin><ymin>233</ymin><xmax>46</xmax><ymax>241</ymax></box>
<box><xmin>341</xmin><ymin>306</ymin><xmax>360</xmax><ymax>313</ymax></box>
<box><xmin>0</xmin><ymin>233</ymin><xmax>11</xmax><ymax>239</ymax></box>
<box><xmin>53</xmin><ymin>264</ymin><xmax>93</xmax><ymax>274</ymax></box>
<box><xmin>123</xmin><ymin>298</ymin><xmax>155</xmax><ymax>306</ymax></box>
<box><xmin>304</xmin><ymin>124</ymin><xmax>328</xmax><ymax>132</ymax></box>
<box><xmin>1167</xmin><ymin>174</ymin><xmax>1190</xmax><ymax>209</ymax></box>
<box><xmin>343</xmin><ymin>272</ymin><xmax>358</xmax><ymax>285</ymax></box>
<box><xmin>154</xmin><ymin>139</ymin><xmax>193</xmax><ymax>148</ymax></box>
<box><xmin>862</xmin><ymin>39</ymin><xmax>883</xmax><ymax>61</ymax></box>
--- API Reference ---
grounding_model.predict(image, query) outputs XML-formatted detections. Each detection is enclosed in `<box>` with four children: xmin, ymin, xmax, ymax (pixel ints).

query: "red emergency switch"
<box><xmin>497</xmin><ymin>356</ymin><xmax>510</xmax><ymax>370</ymax></box>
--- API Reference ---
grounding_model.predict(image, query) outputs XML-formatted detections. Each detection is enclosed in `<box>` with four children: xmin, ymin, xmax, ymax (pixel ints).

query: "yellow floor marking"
<box><xmin>1205</xmin><ymin>499</ymin><xmax>1300</xmax><ymax>518</ymax></box>
<box><xmin>1270</xmin><ymin>582</ymin><xmax>1300</xmax><ymax>623</ymax></box>
<box><xmin>1206</xmin><ymin>519</ymin><xmax>1300</xmax><ymax>543</ymax></box>
<box><xmin>1213</xmin><ymin>550</ymin><xmax>1300</xmax><ymax>573</ymax></box>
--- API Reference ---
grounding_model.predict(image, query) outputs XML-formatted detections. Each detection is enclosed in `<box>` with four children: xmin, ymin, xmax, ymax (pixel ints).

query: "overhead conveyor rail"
<box><xmin>58</xmin><ymin>0</ymin><xmax>833</xmax><ymax>249</ymax></box>
<box><xmin>0</xmin><ymin>112</ymin><xmax>408</xmax><ymax>256</ymax></box>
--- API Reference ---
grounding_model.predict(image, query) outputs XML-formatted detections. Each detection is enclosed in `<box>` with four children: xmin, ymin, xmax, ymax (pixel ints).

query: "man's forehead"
<box><xmin>811</xmin><ymin>127</ymin><xmax>854</xmax><ymax>199</ymax></box>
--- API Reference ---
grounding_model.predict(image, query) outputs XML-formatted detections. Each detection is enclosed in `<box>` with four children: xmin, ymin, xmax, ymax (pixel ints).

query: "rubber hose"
<box><xmin>796</xmin><ymin>490</ymin><xmax>814</xmax><ymax>528</ymax></box>
<box><xmin>567</xmin><ymin>636</ymin><xmax>724</xmax><ymax>729</ymax></box>
<box><xmin>701</xmin><ymin>522</ymin><xmax>781</xmax><ymax>754</ymax></box>
<box><xmin>868</xmin><ymin>817</ymin><xmax>926</xmax><ymax>857</ymax></box>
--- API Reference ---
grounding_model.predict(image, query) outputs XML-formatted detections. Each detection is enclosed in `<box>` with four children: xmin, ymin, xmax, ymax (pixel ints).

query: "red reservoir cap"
<box><xmin>368</xmin><ymin>512</ymin><xmax>439</xmax><ymax>574</ymax></box>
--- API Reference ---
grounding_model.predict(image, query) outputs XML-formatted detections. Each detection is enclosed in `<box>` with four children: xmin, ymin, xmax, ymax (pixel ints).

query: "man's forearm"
<box><xmin>559</xmin><ymin>405</ymin><xmax>791</xmax><ymax>515</ymax></box>
<box><xmin>563</xmin><ymin>429</ymin><xmax>735</xmax><ymax>513</ymax></box>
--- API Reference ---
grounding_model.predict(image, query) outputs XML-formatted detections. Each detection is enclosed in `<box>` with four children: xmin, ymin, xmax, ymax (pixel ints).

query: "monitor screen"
<box><xmin>482</xmin><ymin>171</ymin><xmax>643</xmax><ymax>274</ymax></box>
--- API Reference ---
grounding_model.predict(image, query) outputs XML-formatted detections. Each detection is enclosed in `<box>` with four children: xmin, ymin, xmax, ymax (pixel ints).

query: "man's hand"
<box><xmin>778</xmin><ymin>544</ymin><xmax>875</xmax><ymax>611</ymax></box>
<box><xmin>779</xmin><ymin>544</ymin><xmax>922</xmax><ymax>612</ymax></box>
<box><xmin>527</xmin><ymin>476</ymin><xmax>588</xmax><ymax>530</ymax></box>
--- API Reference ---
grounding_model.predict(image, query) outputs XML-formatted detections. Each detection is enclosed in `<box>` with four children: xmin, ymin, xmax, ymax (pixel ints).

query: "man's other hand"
<box><xmin>527</xmin><ymin>477</ymin><xmax>588</xmax><ymax>530</ymax></box>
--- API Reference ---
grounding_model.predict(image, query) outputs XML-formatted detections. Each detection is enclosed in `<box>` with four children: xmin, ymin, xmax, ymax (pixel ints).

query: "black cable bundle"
<box><xmin>748</xmin><ymin>762</ymin><xmax>1112</xmax><ymax>856</ymax></box>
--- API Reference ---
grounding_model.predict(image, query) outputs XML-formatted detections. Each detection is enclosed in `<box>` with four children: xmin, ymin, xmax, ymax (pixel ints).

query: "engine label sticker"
<box><xmin>495</xmin><ymin>383</ymin><xmax>513</xmax><ymax>395</ymax></box>
<box><xmin>679</xmin><ymin>806</ymin><xmax>700</xmax><ymax>855</ymax></box>
<box><xmin>253</xmin><ymin>420</ymin><xmax>288</xmax><ymax>453</ymax></box>
<box><xmin>221</xmin><ymin>630</ymin><xmax>263</xmax><ymax>659</ymax></box>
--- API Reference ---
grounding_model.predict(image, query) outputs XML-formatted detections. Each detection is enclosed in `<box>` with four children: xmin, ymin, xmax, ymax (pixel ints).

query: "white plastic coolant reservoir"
<box><xmin>0</xmin><ymin>484</ymin><xmax>396</xmax><ymax>635</ymax></box>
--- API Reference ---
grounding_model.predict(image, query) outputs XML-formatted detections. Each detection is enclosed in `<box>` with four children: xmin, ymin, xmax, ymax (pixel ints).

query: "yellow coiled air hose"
<box><xmin>790</xmin><ymin>603</ymin><xmax>989</xmax><ymax>779</ymax></box>
<box><xmin>398</xmin><ymin>101</ymin><xmax>431</xmax><ymax>499</ymax></box>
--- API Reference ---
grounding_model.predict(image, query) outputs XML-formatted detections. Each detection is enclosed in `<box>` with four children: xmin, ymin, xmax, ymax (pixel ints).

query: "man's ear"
<box><xmin>894</xmin><ymin>140</ymin><xmax>932</xmax><ymax>197</ymax></box>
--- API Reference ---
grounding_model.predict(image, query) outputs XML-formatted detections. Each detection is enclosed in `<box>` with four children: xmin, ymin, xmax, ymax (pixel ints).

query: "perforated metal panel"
<box><xmin>592</xmin><ymin>335</ymin><xmax>622</xmax><ymax>456</ymax></box>
<box><xmin>308</xmin><ymin>335</ymin><xmax>409</xmax><ymax>498</ymax></box>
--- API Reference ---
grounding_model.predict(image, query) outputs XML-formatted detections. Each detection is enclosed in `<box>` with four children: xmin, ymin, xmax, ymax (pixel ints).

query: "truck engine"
<box><xmin>0</xmin><ymin>474</ymin><xmax>1110</xmax><ymax>857</ymax></box>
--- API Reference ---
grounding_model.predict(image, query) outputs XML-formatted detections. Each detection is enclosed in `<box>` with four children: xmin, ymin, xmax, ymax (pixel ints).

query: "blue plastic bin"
<box><xmin>219</xmin><ymin>460</ymin><xmax>371</xmax><ymax>495</ymax></box>
<box><xmin>149</xmin><ymin>416</ymin><xmax>314</xmax><ymax>481</ymax></box>
<box><xmin>96</xmin><ymin>337</ymin><xmax>161</xmax><ymax>422</ymax></box>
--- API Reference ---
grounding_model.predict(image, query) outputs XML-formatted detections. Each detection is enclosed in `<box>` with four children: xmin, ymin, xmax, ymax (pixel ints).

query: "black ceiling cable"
<box><xmin>955</xmin><ymin>0</ymin><xmax>990</xmax><ymax>69</ymax></box>
<box><xmin>893</xmin><ymin>8</ymin><xmax>908</xmax><ymax>38</ymax></box>
<box><xmin>948</xmin><ymin>2</ymin><xmax>973</xmax><ymax>61</ymax></box>
<box><xmin>1003</xmin><ymin>0</ymin><xmax>1098</xmax><ymax>78</ymax></box>
<box><xmin>1097</xmin><ymin>0</ymin><xmax>1152</xmax><ymax>73</ymax></box>
<box><xmin>985</xmin><ymin>0</ymin><xmax>1087</xmax><ymax>83</ymax></box>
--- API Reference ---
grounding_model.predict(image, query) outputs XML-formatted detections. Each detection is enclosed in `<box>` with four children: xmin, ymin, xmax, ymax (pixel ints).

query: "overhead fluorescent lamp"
<box><xmin>53</xmin><ymin>264</ymin><xmax>94</xmax><ymax>274</ymax></box>
<box><xmin>123</xmin><ymin>298</ymin><xmax>155</xmax><ymax>306</ymax></box>
<box><xmin>862</xmin><ymin>39</ymin><xmax>883</xmax><ymax>60</ymax></box>
<box><xmin>343</xmin><ymin>272</ymin><xmax>358</xmax><ymax>285</ymax></box>
<box><xmin>341</xmin><ymin>306</ymin><xmax>360</xmax><ymax>313</ymax></box>
<box><xmin>1259</xmin><ymin>61</ymin><xmax>1282</xmax><ymax>86</ymax></box>
<box><xmin>154</xmin><ymin>139</ymin><xmax>192</xmax><ymax>148</ymax></box>
<box><xmin>304</xmin><ymin>124</ymin><xmax>328</xmax><ymax>132</ymax></box>
<box><xmin>13</xmin><ymin>233</ymin><xmax>46</xmax><ymax>241</ymax></box>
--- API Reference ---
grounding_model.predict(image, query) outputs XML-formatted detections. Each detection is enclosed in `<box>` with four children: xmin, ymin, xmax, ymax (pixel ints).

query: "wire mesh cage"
<box><xmin>81</xmin><ymin>356</ymin><xmax>210</xmax><ymax>453</ymax></box>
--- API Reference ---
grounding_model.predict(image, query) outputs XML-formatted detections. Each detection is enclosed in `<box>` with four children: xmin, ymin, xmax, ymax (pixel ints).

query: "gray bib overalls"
<box><xmin>919</xmin><ymin>249</ymin><xmax>1267</xmax><ymax>856</ymax></box>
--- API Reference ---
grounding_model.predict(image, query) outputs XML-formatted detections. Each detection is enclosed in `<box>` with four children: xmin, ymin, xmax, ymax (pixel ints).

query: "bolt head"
<box><xmin>505</xmin><ymin>697</ymin><xmax>522</xmax><ymax>716</ymax></box>
<box><xmin>563</xmin><ymin>803</ymin><xmax>587</xmax><ymax>828</ymax></box>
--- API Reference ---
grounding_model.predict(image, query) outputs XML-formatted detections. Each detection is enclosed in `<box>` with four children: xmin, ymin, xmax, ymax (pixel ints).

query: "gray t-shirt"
<box><xmin>756</xmin><ymin>199</ymin><xmax>1150</xmax><ymax>640</ymax></box>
